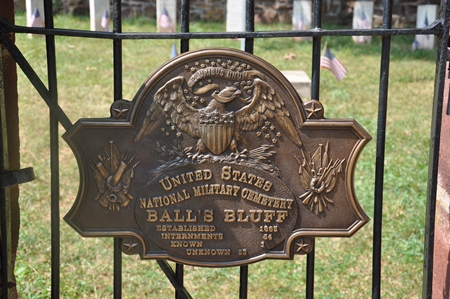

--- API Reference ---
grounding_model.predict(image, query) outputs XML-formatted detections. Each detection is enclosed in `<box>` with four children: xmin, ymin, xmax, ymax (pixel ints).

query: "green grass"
<box><xmin>12</xmin><ymin>13</ymin><xmax>436</xmax><ymax>298</ymax></box>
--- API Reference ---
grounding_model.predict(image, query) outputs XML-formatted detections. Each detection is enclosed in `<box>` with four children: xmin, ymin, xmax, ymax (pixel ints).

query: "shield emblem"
<box><xmin>198</xmin><ymin>111</ymin><xmax>235</xmax><ymax>155</ymax></box>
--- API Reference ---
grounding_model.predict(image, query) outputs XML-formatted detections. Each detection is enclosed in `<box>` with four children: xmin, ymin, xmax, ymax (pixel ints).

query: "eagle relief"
<box><xmin>63</xmin><ymin>48</ymin><xmax>371</xmax><ymax>267</ymax></box>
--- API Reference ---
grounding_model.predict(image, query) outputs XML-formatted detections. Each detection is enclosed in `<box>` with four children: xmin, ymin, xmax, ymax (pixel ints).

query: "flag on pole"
<box><xmin>423</xmin><ymin>14</ymin><xmax>430</xmax><ymax>40</ymax></box>
<box><xmin>360</xmin><ymin>10</ymin><xmax>370</xmax><ymax>29</ymax></box>
<box><xmin>320</xmin><ymin>45</ymin><xmax>348</xmax><ymax>81</ymax></box>
<box><xmin>297</xmin><ymin>9</ymin><xmax>305</xmax><ymax>30</ymax></box>
<box><xmin>411</xmin><ymin>39</ymin><xmax>421</xmax><ymax>50</ymax></box>
<box><xmin>30</xmin><ymin>8</ymin><xmax>43</xmax><ymax>28</ymax></box>
<box><xmin>159</xmin><ymin>7</ymin><xmax>173</xmax><ymax>32</ymax></box>
<box><xmin>171</xmin><ymin>43</ymin><xmax>178</xmax><ymax>58</ymax></box>
<box><xmin>101</xmin><ymin>9</ymin><xmax>110</xmax><ymax>31</ymax></box>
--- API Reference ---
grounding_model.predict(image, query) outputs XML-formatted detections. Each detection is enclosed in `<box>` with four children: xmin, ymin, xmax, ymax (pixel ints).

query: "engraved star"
<box><xmin>256</xmin><ymin>131</ymin><xmax>262</xmax><ymax>137</ymax></box>
<box><xmin>183</xmin><ymin>89</ymin><xmax>188</xmax><ymax>94</ymax></box>
<box><xmin>123</xmin><ymin>239</ymin><xmax>138</xmax><ymax>254</ymax></box>
<box><xmin>160</xmin><ymin>127</ymin><xmax>165</xmax><ymax>132</ymax></box>
<box><xmin>270</xmin><ymin>125</ymin><xmax>276</xmax><ymax>131</ymax></box>
<box><xmin>199</xmin><ymin>98</ymin><xmax>205</xmax><ymax>104</ymax></box>
<box><xmin>276</xmin><ymin>132</ymin><xmax>282</xmax><ymax>137</ymax></box>
<box><xmin>222</xmin><ymin>63</ymin><xmax>227</xmax><ymax>68</ymax></box>
<box><xmin>265</xmin><ymin>134</ymin><xmax>270</xmax><ymax>139</ymax></box>
<box><xmin>171</xmin><ymin>125</ymin><xmax>176</xmax><ymax>131</ymax></box>
<box><xmin>112</xmin><ymin>103</ymin><xmax>129</xmax><ymax>119</ymax></box>
<box><xmin>265</xmin><ymin>121</ymin><xmax>271</xmax><ymax>126</ymax></box>
<box><xmin>184</xmin><ymin>65</ymin><xmax>189</xmax><ymax>69</ymax></box>
<box><xmin>195</xmin><ymin>61</ymin><xmax>199</xmax><ymax>66</ymax></box>
<box><xmin>217</xmin><ymin>58</ymin><xmax>222</xmax><ymax>63</ymax></box>
<box><xmin>262</xmin><ymin>126</ymin><xmax>268</xmax><ymax>131</ymax></box>
<box><xmin>191</xmin><ymin>67</ymin><xmax>196</xmax><ymax>73</ymax></box>
<box><xmin>211</xmin><ymin>62</ymin><xmax>216</xmax><ymax>66</ymax></box>
<box><xmin>227</xmin><ymin>60</ymin><xmax>232</xmax><ymax>64</ymax></box>
<box><xmin>296</xmin><ymin>239</ymin><xmax>309</xmax><ymax>253</ymax></box>
<box><xmin>166</xmin><ymin>120</ymin><xmax>171</xmax><ymax>126</ymax></box>
<box><xmin>272</xmin><ymin>138</ymin><xmax>277</xmax><ymax>144</ymax></box>
<box><xmin>305</xmin><ymin>102</ymin><xmax>323</xmax><ymax>119</ymax></box>
<box><xmin>176</xmin><ymin>132</ymin><xmax>182</xmax><ymax>138</ymax></box>
<box><xmin>201</xmin><ymin>64</ymin><xmax>206</xmax><ymax>68</ymax></box>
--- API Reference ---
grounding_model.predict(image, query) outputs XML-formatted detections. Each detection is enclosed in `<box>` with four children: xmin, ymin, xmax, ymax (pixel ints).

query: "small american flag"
<box><xmin>411</xmin><ymin>39</ymin><xmax>421</xmax><ymax>50</ymax></box>
<box><xmin>360</xmin><ymin>10</ymin><xmax>370</xmax><ymax>29</ymax></box>
<box><xmin>159</xmin><ymin>7</ymin><xmax>173</xmax><ymax>31</ymax></box>
<box><xmin>297</xmin><ymin>10</ymin><xmax>304</xmax><ymax>30</ymax></box>
<box><xmin>320</xmin><ymin>46</ymin><xmax>348</xmax><ymax>82</ymax></box>
<box><xmin>101</xmin><ymin>9</ymin><xmax>110</xmax><ymax>31</ymax></box>
<box><xmin>171</xmin><ymin>43</ymin><xmax>178</xmax><ymax>58</ymax></box>
<box><xmin>30</xmin><ymin>8</ymin><xmax>43</xmax><ymax>28</ymax></box>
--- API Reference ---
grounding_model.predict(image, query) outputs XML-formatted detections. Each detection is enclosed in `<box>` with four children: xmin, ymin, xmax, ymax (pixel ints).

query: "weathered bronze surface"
<box><xmin>64</xmin><ymin>48</ymin><xmax>371</xmax><ymax>267</ymax></box>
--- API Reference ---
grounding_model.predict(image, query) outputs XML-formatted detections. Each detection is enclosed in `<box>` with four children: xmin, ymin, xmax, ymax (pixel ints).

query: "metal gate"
<box><xmin>0</xmin><ymin>0</ymin><xmax>447</xmax><ymax>297</ymax></box>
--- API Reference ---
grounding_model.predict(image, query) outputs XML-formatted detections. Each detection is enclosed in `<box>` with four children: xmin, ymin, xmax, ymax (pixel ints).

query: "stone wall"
<box><xmin>15</xmin><ymin>0</ymin><xmax>441</xmax><ymax>26</ymax></box>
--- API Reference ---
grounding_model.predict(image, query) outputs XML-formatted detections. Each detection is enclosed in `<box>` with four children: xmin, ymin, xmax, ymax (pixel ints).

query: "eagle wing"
<box><xmin>235</xmin><ymin>78</ymin><xmax>302</xmax><ymax>147</ymax></box>
<box><xmin>134</xmin><ymin>77</ymin><xmax>200</xmax><ymax>142</ymax></box>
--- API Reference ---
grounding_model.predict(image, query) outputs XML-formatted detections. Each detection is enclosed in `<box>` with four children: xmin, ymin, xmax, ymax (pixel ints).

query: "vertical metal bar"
<box><xmin>180</xmin><ymin>0</ymin><xmax>189</xmax><ymax>53</ymax></box>
<box><xmin>238</xmin><ymin>3</ymin><xmax>255</xmax><ymax>298</ymax></box>
<box><xmin>372</xmin><ymin>1</ymin><xmax>393</xmax><ymax>298</ymax></box>
<box><xmin>306</xmin><ymin>0</ymin><xmax>323</xmax><ymax>296</ymax></box>
<box><xmin>244</xmin><ymin>0</ymin><xmax>254</xmax><ymax>54</ymax></box>
<box><xmin>112</xmin><ymin>0</ymin><xmax>122</xmax><ymax>102</ymax></box>
<box><xmin>239</xmin><ymin>265</ymin><xmax>248</xmax><ymax>299</ymax></box>
<box><xmin>42</xmin><ymin>0</ymin><xmax>60</xmax><ymax>297</ymax></box>
<box><xmin>422</xmin><ymin>1</ymin><xmax>450</xmax><ymax>297</ymax></box>
<box><xmin>306</xmin><ymin>248</ymin><xmax>315</xmax><ymax>299</ymax></box>
<box><xmin>114</xmin><ymin>238</ymin><xmax>122</xmax><ymax>299</ymax></box>
<box><xmin>175</xmin><ymin>263</ymin><xmax>184</xmax><ymax>299</ymax></box>
<box><xmin>112</xmin><ymin>0</ymin><xmax>123</xmax><ymax>297</ymax></box>
<box><xmin>176</xmin><ymin>1</ymin><xmax>190</xmax><ymax>297</ymax></box>
<box><xmin>310</xmin><ymin>0</ymin><xmax>323</xmax><ymax>101</ymax></box>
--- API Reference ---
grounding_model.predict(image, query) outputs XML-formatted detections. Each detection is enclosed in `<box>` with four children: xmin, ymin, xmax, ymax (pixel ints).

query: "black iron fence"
<box><xmin>0</xmin><ymin>0</ymin><xmax>448</xmax><ymax>298</ymax></box>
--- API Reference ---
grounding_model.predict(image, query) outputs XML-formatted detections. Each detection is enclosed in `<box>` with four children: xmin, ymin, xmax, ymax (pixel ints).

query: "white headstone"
<box><xmin>26</xmin><ymin>0</ymin><xmax>44</xmax><ymax>37</ymax></box>
<box><xmin>280</xmin><ymin>70</ymin><xmax>311</xmax><ymax>99</ymax></box>
<box><xmin>157</xmin><ymin>0</ymin><xmax>177</xmax><ymax>32</ymax></box>
<box><xmin>293</xmin><ymin>0</ymin><xmax>312</xmax><ymax>41</ymax></box>
<box><xmin>413</xmin><ymin>5</ymin><xmax>439</xmax><ymax>50</ymax></box>
<box><xmin>226</xmin><ymin>0</ymin><xmax>246</xmax><ymax>50</ymax></box>
<box><xmin>352</xmin><ymin>1</ymin><xmax>373</xmax><ymax>44</ymax></box>
<box><xmin>90</xmin><ymin>0</ymin><xmax>111</xmax><ymax>31</ymax></box>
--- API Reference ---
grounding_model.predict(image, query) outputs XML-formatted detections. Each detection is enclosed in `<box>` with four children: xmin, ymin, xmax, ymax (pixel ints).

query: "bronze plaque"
<box><xmin>64</xmin><ymin>48</ymin><xmax>371</xmax><ymax>267</ymax></box>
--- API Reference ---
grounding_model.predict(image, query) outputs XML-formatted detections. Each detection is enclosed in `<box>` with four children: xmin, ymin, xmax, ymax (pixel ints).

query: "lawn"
<box><xmin>12</xmin><ymin>13</ymin><xmax>436</xmax><ymax>298</ymax></box>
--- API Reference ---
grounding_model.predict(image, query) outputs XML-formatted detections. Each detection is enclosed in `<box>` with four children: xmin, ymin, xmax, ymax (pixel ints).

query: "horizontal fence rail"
<box><xmin>0</xmin><ymin>18</ymin><xmax>444</xmax><ymax>39</ymax></box>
